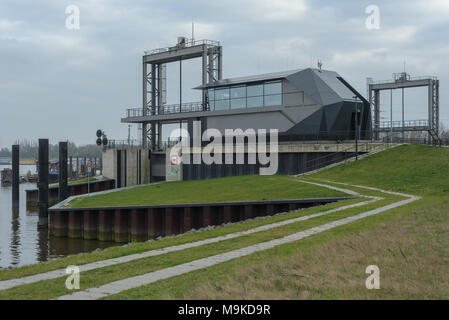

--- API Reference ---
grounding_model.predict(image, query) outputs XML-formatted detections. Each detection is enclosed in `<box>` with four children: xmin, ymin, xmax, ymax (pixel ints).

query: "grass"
<box><xmin>311</xmin><ymin>144</ymin><xmax>449</xmax><ymax>198</ymax></box>
<box><xmin>0</xmin><ymin>192</ymin><xmax>398</xmax><ymax>300</ymax></box>
<box><xmin>49</xmin><ymin>176</ymin><xmax>100</xmax><ymax>188</ymax></box>
<box><xmin>1</xmin><ymin>144</ymin><xmax>448</xmax><ymax>300</ymax></box>
<box><xmin>0</xmin><ymin>197</ymin><xmax>363</xmax><ymax>282</ymax></box>
<box><xmin>103</xmin><ymin>145</ymin><xmax>449</xmax><ymax>299</ymax></box>
<box><xmin>67</xmin><ymin>175</ymin><xmax>346</xmax><ymax>208</ymax></box>
<box><xmin>114</xmin><ymin>201</ymin><xmax>448</xmax><ymax>300</ymax></box>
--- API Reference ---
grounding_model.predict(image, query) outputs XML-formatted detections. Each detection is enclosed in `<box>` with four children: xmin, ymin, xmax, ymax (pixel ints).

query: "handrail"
<box><xmin>144</xmin><ymin>39</ymin><xmax>220</xmax><ymax>55</ymax></box>
<box><xmin>368</xmin><ymin>75</ymin><xmax>437</xmax><ymax>85</ymax></box>
<box><xmin>126</xmin><ymin>101</ymin><xmax>204</xmax><ymax>118</ymax></box>
<box><xmin>379</xmin><ymin>119</ymin><xmax>428</xmax><ymax>128</ymax></box>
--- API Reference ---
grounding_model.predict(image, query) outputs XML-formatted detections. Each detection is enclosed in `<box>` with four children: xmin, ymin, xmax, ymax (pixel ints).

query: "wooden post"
<box><xmin>38</xmin><ymin>139</ymin><xmax>49</xmax><ymax>226</ymax></box>
<box><xmin>11</xmin><ymin>145</ymin><xmax>19</xmax><ymax>209</ymax></box>
<box><xmin>58</xmin><ymin>142</ymin><xmax>68</xmax><ymax>202</ymax></box>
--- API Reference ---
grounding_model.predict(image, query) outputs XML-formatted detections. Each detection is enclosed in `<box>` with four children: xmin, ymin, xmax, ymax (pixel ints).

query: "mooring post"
<box><xmin>12</xmin><ymin>144</ymin><xmax>19</xmax><ymax>209</ymax></box>
<box><xmin>58</xmin><ymin>141</ymin><xmax>68</xmax><ymax>202</ymax></box>
<box><xmin>38</xmin><ymin>139</ymin><xmax>49</xmax><ymax>226</ymax></box>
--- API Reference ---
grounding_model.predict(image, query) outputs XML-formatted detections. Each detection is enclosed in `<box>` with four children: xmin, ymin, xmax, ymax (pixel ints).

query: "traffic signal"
<box><xmin>96</xmin><ymin>130</ymin><xmax>108</xmax><ymax>146</ymax></box>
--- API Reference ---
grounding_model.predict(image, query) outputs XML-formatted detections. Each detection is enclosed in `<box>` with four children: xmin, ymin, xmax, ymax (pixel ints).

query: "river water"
<box><xmin>0</xmin><ymin>164</ymin><xmax>120</xmax><ymax>269</ymax></box>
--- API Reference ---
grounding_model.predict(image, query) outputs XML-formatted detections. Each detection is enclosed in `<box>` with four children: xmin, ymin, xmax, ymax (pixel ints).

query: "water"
<box><xmin>0</xmin><ymin>164</ymin><xmax>120</xmax><ymax>269</ymax></box>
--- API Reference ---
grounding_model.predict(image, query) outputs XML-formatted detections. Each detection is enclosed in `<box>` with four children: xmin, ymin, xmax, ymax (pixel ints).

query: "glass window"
<box><xmin>247</xmin><ymin>84</ymin><xmax>263</xmax><ymax>97</ymax></box>
<box><xmin>215</xmin><ymin>99</ymin><xmax>230</xmax><ymax>110</ymax></box>
<box><xmin>230</xmin><ymin>86</ymin><xmax>246</xmax><ymax>99</ymax></box>
<box><xmin>207</xmin><ymin>89</ymin><xmax>214</xmax><ymax>110</ymax></box>
<box><xmin>215</xmin><ymin>87</ymin><xmax>230</xmax><ymax>101</ymax></box>
<box><xmin>264</xmin><ymin>94</ymin><xmax>282</xmax><ymax>106</ymax></box>
<box><xmin>231</xmin><ymin>98</ymin><xmax>246</xmax><ymax>109</ymax></box>
<box><xmin>264</xmin><ymin>82</ymin><xmax>282</xmax><ymax>106</ymax></box>
<box><xmin>207</xmin><ymin>88</ymin><xmax>215</xmax><ymax>101</ymax></box>
<box><xmin>247</xmin><ymin>96</ymin><xmax>263</xmax><ymax>108</ymax></box>
<box><xmin>214</xmin><ymin>87</ymin><xmax>230</xmax><ymax>110</ymax></box>
<box><xmin>264</xmin><ymin>82</ymin><xmax>282</xmax><ymax>95</ymax></box>
<box><xmin>230</xmin><ymin>86</ymin><xmax>246</xmax><ymax>109</ymax></box>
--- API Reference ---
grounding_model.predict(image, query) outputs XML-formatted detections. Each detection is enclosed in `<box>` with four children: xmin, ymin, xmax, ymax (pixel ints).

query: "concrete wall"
<box><xmin>102</xmin><ymin>149</ymin><xmax>116</xmax><ymax>180</ymax></box>
<box><xmin>102</xmin><ymin>148</ymin><xmax>150</xmax><ymax>187</ymax></box>
<box><xmin>182</xmin><ymin>150</ymin><xmax>362</xmax><ymax>180</ymax></box>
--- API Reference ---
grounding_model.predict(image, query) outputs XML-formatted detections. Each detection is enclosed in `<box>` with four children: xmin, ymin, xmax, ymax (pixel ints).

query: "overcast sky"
<box><xmin>1</xmin><ymin>0</ymin><xmax>448</xmax><ymax>148</ymax></box>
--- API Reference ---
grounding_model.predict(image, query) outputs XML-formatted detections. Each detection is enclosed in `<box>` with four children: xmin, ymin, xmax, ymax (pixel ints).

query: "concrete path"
<box><xmin>0</xmin><ymin>183</ymin><xmax>371</xmax><ymax>291</ymax></box>
<box><xmin>57</xmin><ymin>182</ymin><xmax>419</xmax><ymax>300</ymax></box>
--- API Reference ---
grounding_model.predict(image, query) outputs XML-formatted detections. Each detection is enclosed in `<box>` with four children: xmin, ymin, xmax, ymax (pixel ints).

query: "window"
<box><xmin>247</xmin><ymin>84</ymin><xmax>263</xmax><ymax>97</ymax></box>
<box><xmin>207</xmin><ymin>89</ymin><xmax>215</xmax><ymax>110</ymax></box>
<box><xmin>247</xmin><ymin>84</ymin><xmax>263</xmax><ymax>108</ymax></box>
<box><xmin>214</xmin><ymin>87</ymin><xmax>230</xmax><ymax>110</ymax></box>
<box><xmin>264</xmin><ymin>82</ymin><xmax>282</xmax><ymax>106</ymax></box>
<box><xmin>230</xmin><ymin>86</ymin><xmax>246</xmax><ymax>109</ymax></box>
<box><xmin>208</xmin><ymin>81</ymin><xmax>282</xmax><ymax>111</ymax></box>
<box><xmin>247</xmin><ymin>96</ymin><xmax>263</xmax><ymax>108</ymax></box>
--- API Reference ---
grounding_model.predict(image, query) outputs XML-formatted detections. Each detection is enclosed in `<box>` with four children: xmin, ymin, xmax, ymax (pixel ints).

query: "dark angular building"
<box><xmin>195</xmin><ymin>67</ymin><xmax>372</xmax><ymax>142</ymax></box>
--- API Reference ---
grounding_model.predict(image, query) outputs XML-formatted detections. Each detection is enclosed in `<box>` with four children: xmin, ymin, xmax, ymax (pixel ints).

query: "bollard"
<box><xmin>58</xmin><ymin>142</ymin><xmax>68</xmax><ymax>202</ymax></box>
<box><xmin>38</xmin><ymin>139</ymin><xmax>49</xmax><ymax>226</ymax></box>
<box><xmin>12</xmin><ymin>145</ymin><xmax>19</xmax><ymax>209</ymax></box>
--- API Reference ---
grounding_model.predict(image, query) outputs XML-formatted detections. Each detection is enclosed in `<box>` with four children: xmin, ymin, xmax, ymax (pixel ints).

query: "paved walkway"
<box><xmin>56</xmin><ymin>181</ymin><xmax>419</xmax><ymax>300</ymax></box>
<box><xmin>0</xmin><ymin>182</ymin><xmax>372</xmax><ymax>291</ymax></box>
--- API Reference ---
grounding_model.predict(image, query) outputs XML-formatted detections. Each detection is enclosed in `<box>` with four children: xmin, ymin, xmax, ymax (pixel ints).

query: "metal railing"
<box><xmin>279</xmin><ymin>130</ymin><xmax>373</xmax><ymax>144</ymax></box>
<box><xmin>126</xmin><ymin>102</ymin><xmax>204</xmax><ymax>118</ymax></box>
<box><xmin>368</xmin><ymin>75</ymin><xmax>437</xmax><ymax>85</ymax></box>
<box><xmin>302</xmin><ymin>141</ymin><xmax>385</xmax><ymax>174</ymax></box>
<box><xmin>106</xmin><ymin>139</ymin><xmax>140</xmax><ymax>149</ymax></box>
<box><xmin>144</xmin><ymin>39</ymin><xmax>220</xmax><ymax>56</ymax></box>
<box><xmin>379</xmin><ymin>119</ymin><xmax>428</xmax><ymax>129</ymax></box>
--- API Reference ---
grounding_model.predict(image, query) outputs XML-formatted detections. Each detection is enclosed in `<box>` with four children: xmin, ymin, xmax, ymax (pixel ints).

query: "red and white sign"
<box><xmin>87</xmin><ymin>160</ymin><xmax>92</xmax><ymax>167</ymax></box>
<box><xmin>170</xmin><ymin>154</ymin><xmax>179</xmax><ymax>166</ymax></box>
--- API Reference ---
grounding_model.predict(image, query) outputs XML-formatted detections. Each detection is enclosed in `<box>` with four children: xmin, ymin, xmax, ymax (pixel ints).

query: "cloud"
<box><xmin>0</xmin><ymin>0</ymin><xmax>448</xmax><ymax>147</ymax></box>
<box><xmin>256</xmin><ymin>0</ymin><xmax>307</xmax><ymax>20</ymax></box>
<box><xmin>0</xmin><ymin>18</ymin><xmax>22</xmax><ymax>30</ymax></box>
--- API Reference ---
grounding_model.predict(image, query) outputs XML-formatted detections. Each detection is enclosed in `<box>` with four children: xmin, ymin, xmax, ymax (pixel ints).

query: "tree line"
<box><xmin>0</xmin><ymin>139</ymin><xmax>102</xmax><ymax>159</ymax></box>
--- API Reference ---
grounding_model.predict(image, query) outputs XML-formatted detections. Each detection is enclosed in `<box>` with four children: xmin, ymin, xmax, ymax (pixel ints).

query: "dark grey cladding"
<box><xmin>280</xmin><ymin>68</ymin><xmax>372</xmax><ymax>141</ymax></box>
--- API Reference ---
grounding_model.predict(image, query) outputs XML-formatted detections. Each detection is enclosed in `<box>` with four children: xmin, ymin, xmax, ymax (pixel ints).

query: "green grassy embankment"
<box><xmin>1</xmin><ymin>144</ymin><xmax>448</xmax><ymax>300</ymax></box>
<box><xmin>67</xmin><ymin>175</ymin><xmax>345</xmax><ymax>208</ymax></box>
<box><xmin>126</xmin><ymin>144</ymin><xmax>448</xmax><ymax>300</ymax></box>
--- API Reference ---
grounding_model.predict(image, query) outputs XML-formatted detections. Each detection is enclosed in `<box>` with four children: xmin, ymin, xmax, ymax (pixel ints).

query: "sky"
<box><xmin>0</xmin><ymin>0</ymin><xmax>448</xmax><ymax>148</ymax></box>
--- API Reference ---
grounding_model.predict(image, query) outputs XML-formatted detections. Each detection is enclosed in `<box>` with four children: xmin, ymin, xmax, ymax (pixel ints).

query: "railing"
<box><xmin>279</xmin><ymin>130</ymin><xmax>373</xmax><ymax>144</ymax></box>
<box><xmin>379</xmin><ymin>119</ymin><xmax>429</xmax><ymax>129</ymax></box>
<box><xmin>106</xmin><ymin>139</ymin><xmax>140</xmax><ymax>149</ymax></box>
<box><xmin>302</xmin><ymin>141</ymin><xmax>385</xmax><ymax>173</ymax></box>
<box><xmin>144</xmin><ymin>39</ymin><xmax>220</xmax><ymax>55</ymax></box>
<box><xmin>368</xmin><ymin>75</ymin><xmax>437</xmax><ymax>85</ymax></box>
<box><xmin>126</xmin><ymin>102</ymin><xmax>204</xmax><ymax>118</ymax></box>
